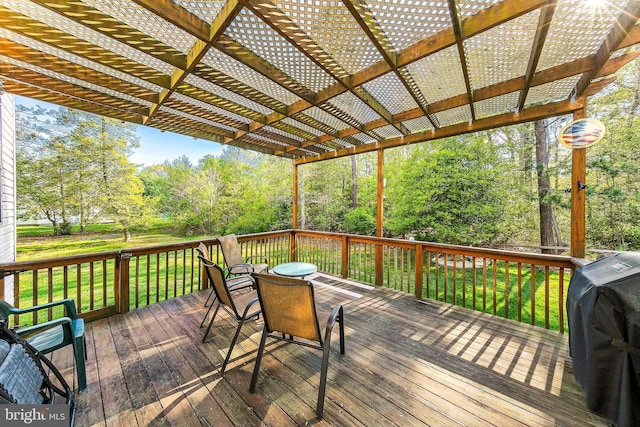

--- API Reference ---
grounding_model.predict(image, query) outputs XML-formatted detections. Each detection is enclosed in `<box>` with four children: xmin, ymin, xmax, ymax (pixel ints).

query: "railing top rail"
<box><xmin>293</xmin><ymin>229</ymin><xmax>577</xmax><ymax>268</ymax></box>
<box><xmin>103</xmin><ymin>231</ymin><xmax>295</xmax><ymax>257</ymax></box>
<box><xmin>0</xmin><ymin>250</ymin><xmax>121</xmax><ymax>273</ymax></box>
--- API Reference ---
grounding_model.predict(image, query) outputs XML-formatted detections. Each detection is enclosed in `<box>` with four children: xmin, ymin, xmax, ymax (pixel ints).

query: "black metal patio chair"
<box><xmin>250</xmin><ymin>272</ymin><xmax>345</xmax><ymax>419</ymax></box>
<box><xmin>199</xmin><ymin>257</ymin><xmax>261</xmax><ymax>373</ymax></box>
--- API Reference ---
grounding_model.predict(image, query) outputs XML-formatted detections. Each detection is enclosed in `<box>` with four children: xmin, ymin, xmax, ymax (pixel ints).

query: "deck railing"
<box><xmin>0</xmin><ymin>230</ymin><xmax>579</xmax><ymax>332</ymax></box>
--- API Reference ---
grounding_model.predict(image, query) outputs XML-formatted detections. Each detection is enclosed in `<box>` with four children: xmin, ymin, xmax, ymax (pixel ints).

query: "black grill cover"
<box><xmin>567</xmin><ymin>252</ymin><xmax>640</xmax><ymax>427</ymax></box>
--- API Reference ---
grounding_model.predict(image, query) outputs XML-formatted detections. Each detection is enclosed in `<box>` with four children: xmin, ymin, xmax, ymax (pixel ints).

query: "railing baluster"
<box><xmin>173</xmin><ymin>251</ymin><xmax>178</xmax><ymax>297</ymax></box>
<box><xmin>559</xmin><ymin>267</ymin><xmax>565</xmax><ymax>333</ymax></box>
<box><xmin>492</xmin><ymin>261</ymin><xmax>498</xmax><ymax>316</ymax></box>
<box><xmin>144</xmin><ymin>255</ymin><xmax>150</xmax><ymax>306</ymax></box>
<box><xmin>47</xmin><ymin>267</ymin><xmax>53</xmax><ymax>321</ymax></box>
<box><xmin>482</xmin><ymin>258</ymin><xmax>487</xmax><ymax>313</ymax></box>
<box><xmin>89</xmin><ymin>262</ymin><xmax>95</xmax><ymax>311</ymax></box>
<box><xmin>517</xmin><ymin>263</ymin><xmax>523</xmax><ymax>322</ymax></box>
<box><xmin>182</xmin><ymin>249</ymin><xmax>186</xmax><ymax>295</ymax></box>
<box><xmin>530</xmin><ymin>264</ymin><xmax>536</xmax><ymax>326</ymax></box>
<box><xmin>190</xmin><ymin>248</ymin><xmax>194</xmax><ymax>293</ymax></box>
<box><xmin>545</xmin><ymin>266</ymin><xmax>550</xmax><ymax>329</ymax></box>
<box><xmin>452</xmin><ymin>255</ymin><xmax>457</xmax><ymax>306</ymax></box>
<box><xmin>504</xmin><ymin>262</ymin><xmax>509</xmax><ymax>320</ymax></box>
<box><xmin>13</xmin><ymin>273</ymin><xmax>20</xmax><ymax>326</ymax></box>
<box><xmin>472</xmin><ymin>258</ymin><xmax>477</xmax><ymax>311</ymax></box>
<box><xmin>102</xmin><ymin>260</ymin><xmax>107</xmax><ymax>308</ymax></box>
<box><xmin>76</xmin><ymin>265</ymin><xmax>82</xmax><ymax>315</ymax></box>
<box><xmin>135</xmin><ymin>257</ymin><xmax>140</xmax><ymax>309</ymax></box>
<box><xmin>425</xmin><ymin>250</ymin><xmax>432</xmax><ymax>299</ymax></box>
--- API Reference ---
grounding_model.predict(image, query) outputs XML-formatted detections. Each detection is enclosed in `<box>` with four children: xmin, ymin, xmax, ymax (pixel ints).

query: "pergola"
<box><xmin>1</xmin><ymin>0</ymin><xmax>639</xmax><ymax>257</ymax></box>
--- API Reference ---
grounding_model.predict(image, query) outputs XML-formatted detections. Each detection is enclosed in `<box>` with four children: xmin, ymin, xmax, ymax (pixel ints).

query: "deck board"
<box><xmin>54</xmin><ymin>273</ymin><xmax>606</xmax><ymax>427</ymax></box>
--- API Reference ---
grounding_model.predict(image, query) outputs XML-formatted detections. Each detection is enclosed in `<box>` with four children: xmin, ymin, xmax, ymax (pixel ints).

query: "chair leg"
<box><xmin>221</xmin><ymin>316</ymin><xmax>249</xmax><ymax>373</ymax></box>
<box><xmin>74</xmin><ymin>336</ymin><xmax>87</xmax><ymax>391</ymax></box>
<box><xmin>250</xmin><ymin>326</ymin><xmax>269</xmax><ymax>392</ymax></box>
<box><xmin>316</xmin><ymin>340</ymin><xmax>332</xmax><ymax>419</ymax></box>
<box><xmin>202</xmin><ymin>304</ymin><xmax>221</xmax><ymax>343</ymax></box>
<box><xmin>200</xmin><ymin>295</ymin><xmax>218</xmax><ymax>327</ymax></box>
<box><xmin>203</xmin><ymin>288</ymin><xmax>216</xmax><ymax>307</ymax></box>
<box><xmin>338</xmin><ymin>307</ymin><xmax>345</xmax><ymax>355</ymax></box>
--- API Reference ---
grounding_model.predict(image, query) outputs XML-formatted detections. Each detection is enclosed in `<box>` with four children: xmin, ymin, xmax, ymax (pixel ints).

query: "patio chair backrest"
<box><xmin>252</xmin><ymin>273</ymin><xmax>322</xmax><ymax>343</ymax></box>
<box><xmin>196</xmin><ymin>242</ymin><xmax>210</xmax><ymax>261</ymax></box>
<box><xmin>218</xmin><ymin>234</ymin><xmax>243</xmax><ymax>267</ymax></box>
<box><xmin>200</xmin><ymin>258</ymin><xmax>239</xmax><ymax>317</ymax></box>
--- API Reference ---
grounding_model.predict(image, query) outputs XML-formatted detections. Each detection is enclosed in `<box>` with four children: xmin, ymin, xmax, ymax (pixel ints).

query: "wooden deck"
<box><xmin>49</xmin><ymin>273</ymin><xmax>607</xmax><ymax>427</ymax></box>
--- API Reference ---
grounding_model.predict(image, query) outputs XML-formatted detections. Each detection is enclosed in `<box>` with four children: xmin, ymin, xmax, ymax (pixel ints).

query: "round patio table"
<box><xmin>272</xmin><ymin>262</ymin><xmax>317</xmax><ymax>278</ymax></box>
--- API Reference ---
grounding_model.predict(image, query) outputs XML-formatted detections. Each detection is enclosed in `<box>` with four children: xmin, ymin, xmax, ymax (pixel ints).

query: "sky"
<box><xmin>15</xmin><ymin>95</ymin><xmax>225</xmax><ymax>167</ymax></box>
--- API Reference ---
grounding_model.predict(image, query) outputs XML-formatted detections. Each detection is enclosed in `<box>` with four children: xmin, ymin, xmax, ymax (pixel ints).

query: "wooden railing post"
<box><xmin>375</xmin><ymin>244</ymin><xmax>383</xmax><ymax>286</ymax></box>
<box><xmin>341</xmin><ymin>235</ymin><xmax>349</xmax><ymax>278</ymax></box>
<box><xmin>116</xmin><ymin>252</ymin><xmax>131</xmax><ymax>314</ymax></box>
<box><xmin>415</xmin><ymin>244</ymin><xmax>423</xmax><ymax>299</ymax></box>
<box><xmin>290</xmin><ymin>230</ymin><xmax>297</xmax><ymax>262</ymax></box>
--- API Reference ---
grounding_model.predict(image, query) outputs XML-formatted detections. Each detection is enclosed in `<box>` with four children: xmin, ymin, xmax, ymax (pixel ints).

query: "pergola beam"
<box><xmin>145</xmin><ymin>0</ymin><xmax>243</xmax><ymax>123</ymax></box>
<box><xmin>294</xmin><ymin>97</ymin><xmax>585</xmax><ymax>165</ymax></box>
<box><xmin>518</xmin><ymin>2</ymin><xmax>556</xmax><ymax>111</ymax></box>
<box><xmin>574</xmin><ymin>1</ymin><xmax>640</xmax><ymax>97</ymax></box>
<box><xmin>241</xmin><ymin>0</ymin><xmax>402</xmax><ymax>137</ymax></box>
<box><xmin>448</xmin><ymin>0</ymin><xmax>476</xmax><ymax>121</ymax></box>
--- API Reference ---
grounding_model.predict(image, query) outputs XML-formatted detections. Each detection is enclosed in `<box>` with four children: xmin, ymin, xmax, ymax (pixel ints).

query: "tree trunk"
<box><xmin>535</xmin><ymin>120</ymin><xmax>558</xmax><ymax>254</ymax></box>
<box><xmin>351</xmin><ymin>156</ymin><xmax>358</xmax><ymax>208</ymax></box>
<box><xmin>123</xmin><ymin>228</ymin><xmax>131</xmax><ymax>242</ymax></box>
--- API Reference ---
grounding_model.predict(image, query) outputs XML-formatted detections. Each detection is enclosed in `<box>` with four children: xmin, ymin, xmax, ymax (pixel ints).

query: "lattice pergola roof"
<box><xmin>1</xmin><ymin>0</ymin><xmax>639</xmax><ymax>162</ymax></box>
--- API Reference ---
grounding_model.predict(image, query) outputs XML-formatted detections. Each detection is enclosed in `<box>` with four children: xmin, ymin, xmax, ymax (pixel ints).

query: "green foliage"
<box><xmin>16</xmin><ymin>106</ymin><xmax>156</xmax><ymax>241</ymax></box>
<box><xmin>585</xmin><ymin>61</ymin><xmax>640</xmax><ymax>249</ymax></box>
<box><xmin>344</xmin><ymin>207</ymin><xmax>376</xmax><ymax>235</ymax></box>
<box><xmin>385</xmin><ymin>137</ymin><xmax>507</xmax><ymax>245</ymax></box>
<box><xmin>138</xmin><ymin>147</ymin><xmax>291</xmax><ymax>236</ymax></box>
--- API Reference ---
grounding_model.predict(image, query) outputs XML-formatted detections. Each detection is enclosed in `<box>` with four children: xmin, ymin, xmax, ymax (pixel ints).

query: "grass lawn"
<box><xmin>17</xmin><ymin>219</ymin><xmax>207</xmax><ymax>261</ymax></box>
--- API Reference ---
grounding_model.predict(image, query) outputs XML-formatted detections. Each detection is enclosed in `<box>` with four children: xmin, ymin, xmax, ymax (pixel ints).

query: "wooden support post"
<box><xmin>571</xmin><ymin>100</ymin><xmax>587</xmax><ymax>259</ymax></box>
<box><xmin>375</xmin><ymin>149</ymin><xmax>384</xmax><ymax>286</ymax></box>
<box><xmin>292</xmin><ymin>162</ymin><xmax>298</xmax><ymax>229</ymax></box>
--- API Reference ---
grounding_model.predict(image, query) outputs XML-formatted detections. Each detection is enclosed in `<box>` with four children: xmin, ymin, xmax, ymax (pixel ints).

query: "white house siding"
<box><xmin>0</xmin><ymin>93</ymin><xmax>16</xmax><ymax>303</ymax></box>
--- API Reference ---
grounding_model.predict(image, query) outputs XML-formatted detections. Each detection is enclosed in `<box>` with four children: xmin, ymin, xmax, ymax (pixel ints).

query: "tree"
<box><xmin>535</xmin><ymin>119</ymin><xmax>562</xmax><ymax>253</ymax></box>
<box><xmin>16</xmin><ymin>106</ymin><xmax>156</xmax><ymax>240</ymax></box>
<box><xmin>585</xmin><ymin>60</ymin><xmax>640</xmax><ymax>249</ymax></box>
<box><xmin>386</xmin><ymin>136</ymin><xmax>508</xmax><ymax>245</ymax></box>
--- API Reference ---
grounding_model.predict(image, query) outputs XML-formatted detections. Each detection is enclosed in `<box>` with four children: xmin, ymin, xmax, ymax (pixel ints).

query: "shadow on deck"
<box><xmin>49</xmin><ymin>273</ymin><xmax>606</xmax><ymax>426</ymax></box>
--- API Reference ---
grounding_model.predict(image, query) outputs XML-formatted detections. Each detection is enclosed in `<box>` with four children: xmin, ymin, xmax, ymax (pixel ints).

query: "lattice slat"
<box><xmin>474</xmin><ymin>91</ymin><xmax>519</xmax><ymax>118</ymax></box>
<box><xmin>363</xmin><ymin>72</ymin><xmax>420</xmax><ymax>114</ymax></box>
<box><xmin>406</xmin><ymin>45</ymin><xmax>467</xmax><ymax>104</ymax></box>
<box><xmin>272</xmin><ymin>0</ymin><xmax>382</xmax><ymax>74</ymax></box>
<box><xmin>366</xmin><ymin>0</ymin><xmax>451</xmax><ymax>50</ymax></box>
<box><xmin>433</xmin><ymin>105</ymin><xmax>472</xmax><ymax>126</ymax></box>
<box><xmin>524</xmin><ymin>75</ymin><xmax>581</xmax><ymax>107</ymax></box>
<box><xmin>225</xmin><ymin>8</ymin><xmax>334</xmax><ymax>93</ymax></box>
<box><xmin>464</xmin><ymin>10</ymin><xmax>540</xmax><ymax>90</ymax></box>
<box><xmin>535</xmin><ymin>0</ymin><xmax>630</xmax><ymax>72</ymax></box>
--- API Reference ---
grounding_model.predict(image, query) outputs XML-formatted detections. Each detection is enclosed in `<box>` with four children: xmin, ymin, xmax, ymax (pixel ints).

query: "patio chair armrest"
<box><xmin>324</xmin><ymin>305</ymin><xmax>345</xmax><ymax>355</ymax></box>
<box><xmin>245</xmin><ymin>255</ymin><xmax>269</xmax><ymax>265</ymax></box>
<box><xmin>241</xmin><ymin>297</ymin><xmax>261</xmax><ymax>317</ymax></box>
<box><xmin>4</xmin><ymin>299</ymin><xmax>79</xmax><ymax>319</ymax></box>
<box><xmin>13</xmin><ymin>317</ymin><xmax>72</xmax><ymax>340</ymax></box>
<box><xmin>229</xmin><ymin>263</ymin><xmax>254</xmax><ymax>274</ymax></box>
<box><xmin>228</xmin><ymin>276</ymin><xmax>255</xmax><ymax>291</ymax></box>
